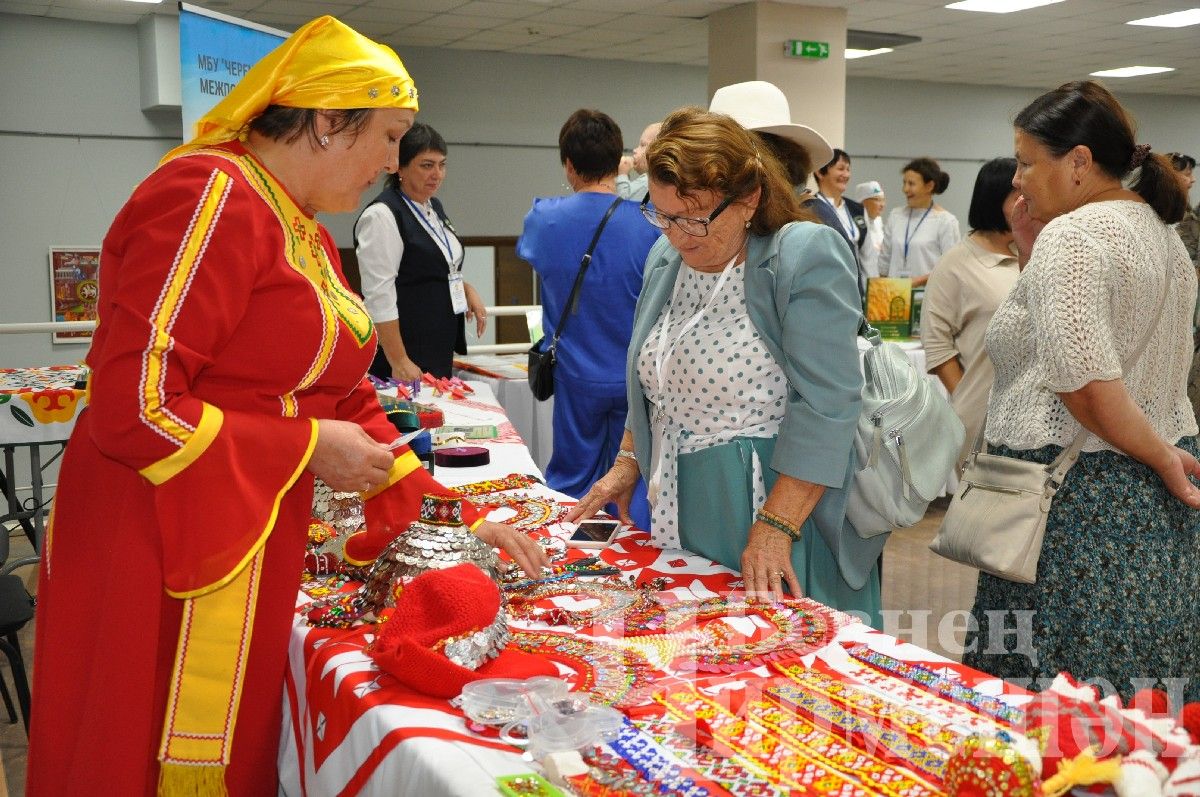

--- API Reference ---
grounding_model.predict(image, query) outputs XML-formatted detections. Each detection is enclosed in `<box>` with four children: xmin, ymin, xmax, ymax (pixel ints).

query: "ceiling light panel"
<box><xmin>945</xmin><ymin>0</ymin><xmax>1064</xmax><ymax>13</ymax></box>
<box><xmin>1090</xmin><ymin>65</ymin><xmax>1175</xmax><ymax>77</ymax></box>
<box><xmin>1127</xmin><ymin>8</ymin><xmax>1200</xmax><ymax>28</ymax></box>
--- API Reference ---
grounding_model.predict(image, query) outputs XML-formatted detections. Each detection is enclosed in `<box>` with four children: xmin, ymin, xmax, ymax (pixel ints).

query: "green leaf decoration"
<box><xmin>10</xmin><ymin>405</ymin><xmax>34</xmax><ymax>427</ymax></box>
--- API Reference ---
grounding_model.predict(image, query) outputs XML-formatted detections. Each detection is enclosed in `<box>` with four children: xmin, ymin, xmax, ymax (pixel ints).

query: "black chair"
<box><xmin>0</xmin><ymin>574</ymin><xmax>34</xmax><ymax>732</ymax></box>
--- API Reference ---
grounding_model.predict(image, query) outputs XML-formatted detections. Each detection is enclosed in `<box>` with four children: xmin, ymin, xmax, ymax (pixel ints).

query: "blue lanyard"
<box><xmin>903</xmin><ymin>205</ymin><xmax>933</xmax><ymax>264</ymax></box>
<box><xmin>400</xmin><ymin>193</ymin><xmax>460</xmax><ymax>270</ymax></box>
<box><xmin>817</xmin><ymin>193</ymin><xmax>858</xmax><ymax>242</ymax></box>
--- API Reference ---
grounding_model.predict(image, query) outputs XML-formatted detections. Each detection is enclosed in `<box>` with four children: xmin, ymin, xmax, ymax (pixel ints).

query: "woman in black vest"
<box><xmin>355</xmin><ymin>123</ymin><xmax>486</xmax><ymax>379</ymax></box>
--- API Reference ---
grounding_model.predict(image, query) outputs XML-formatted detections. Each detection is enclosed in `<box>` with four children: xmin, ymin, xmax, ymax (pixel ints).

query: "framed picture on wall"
<box><xmin>48</xmin><ymin>247</ymin><xmax>100</xmax><ymax>344</ymax></box>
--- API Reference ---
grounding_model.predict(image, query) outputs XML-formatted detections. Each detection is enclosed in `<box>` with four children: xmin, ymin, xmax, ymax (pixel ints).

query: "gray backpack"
<box><xmin>846</xmin><ymin>323</ymin><xmax>964</xmax><ymax>538</ymax></box>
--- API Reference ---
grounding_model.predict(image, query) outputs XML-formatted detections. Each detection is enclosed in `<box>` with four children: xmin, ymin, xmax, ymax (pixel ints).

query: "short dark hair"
<box><xmin>1169</xmin><ymin>152</ymin><xmax>1197</xmax><ymax>172</ymax></box>
<box><xmin>754</xmin><ymin>132</ymin><xmax>814</xmax><ymax>188</ymax></box>
<box><xmin>817</xmin><ymin>148</ymin><xmax>850</xmax><ymax>176</ymax></box>
<box><xmin>248</xmin><ymin>106</ymin><xmax>373</xmax><ymax>147</ymax></box>
<box><xmin>1015</xmin><ymin>80</ymin><xmax>1186</xmax><ymax>223</ymax></box>
<box><xmin>387</xmin><ymin>122</ymin><xmax>447</xmax><ymax>190</ymax></box>
<box><xmin>559</xmin><ymin>109</ymin><xmax>623</xmax><ymax>182</ymax></box>
<box><xmin>903</xmin><ymin>157</ymin><xmax>950</xmax><ymax>194</ymax></box>
<box><xmin>968</xmin><ymin>157</ymin><xmax>1017</xmax><ymax>233</ymax></box>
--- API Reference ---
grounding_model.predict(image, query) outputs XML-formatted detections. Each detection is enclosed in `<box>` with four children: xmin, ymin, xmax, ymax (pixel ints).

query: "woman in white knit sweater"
<box><xmin>963</xmin><ymin>80</ymin><xmax>1200</xmax><ymax>702</ymax></box>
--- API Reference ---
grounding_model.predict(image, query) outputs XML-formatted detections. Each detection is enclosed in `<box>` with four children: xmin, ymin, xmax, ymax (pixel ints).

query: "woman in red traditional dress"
<box><xmin>26</xmin><ymin>16</ymin><xmax>545</xmax><ymax>796</ymax></box>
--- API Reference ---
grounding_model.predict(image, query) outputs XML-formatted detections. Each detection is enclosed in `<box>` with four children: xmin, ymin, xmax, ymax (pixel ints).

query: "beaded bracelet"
<box><xmin>754</xmin><ymin>508</ymin><xmax>802</xmax><ymax>542</ymax></box>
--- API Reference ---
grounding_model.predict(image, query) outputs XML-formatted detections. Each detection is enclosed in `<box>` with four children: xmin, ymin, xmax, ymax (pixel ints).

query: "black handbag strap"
<box><xmin>545</xmin><ymin>197</ymin><xmax>623</xmax><ymax>354</ymax></box>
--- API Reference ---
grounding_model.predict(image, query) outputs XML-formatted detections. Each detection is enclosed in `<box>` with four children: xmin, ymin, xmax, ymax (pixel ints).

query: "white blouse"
<box><xmin>985</xmin><ymin>201</ymin><xmax>1198</xmax><ymax>452</ymax></box>
<box><xmin>878</xmin><ymin>205</ymin><xmax>960</xmax><ymax>278</ymax></box>
<box><xmin>636</xmin><ymin>262</ymin><xmax>787</xmax><ymax>547</ymax></box>
<box><xmin>354</xmin><ymin>199</ymin><xmax>464</xmax><ymax>324</ymax></box>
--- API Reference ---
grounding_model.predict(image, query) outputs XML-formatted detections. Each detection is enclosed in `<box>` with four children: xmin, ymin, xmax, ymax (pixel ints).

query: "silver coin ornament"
<box><xmin>302</xmin><ymin>494</ymin><xmax>503</xmax><ymax>627</ymax></box>
<box><xmin>310</xmin><ymin>478</ymin><xmax>366</xmax><ymax>556</ymax></box>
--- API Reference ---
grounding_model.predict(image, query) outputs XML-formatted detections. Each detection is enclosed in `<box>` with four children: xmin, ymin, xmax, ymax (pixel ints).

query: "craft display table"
<box><xmin>0</xmin><ymin>365</ymin><xmax>87</xmax><ymax>558</ymax></box>
<box><xmin>279</xmin><ymin>381</ymin><xmax>1034</xmax><ymax>797</ymax></box>
<box><xmin>453</xmin><ymin>354</ymin><xmax>554</xmax><ymax>473</ymax></box>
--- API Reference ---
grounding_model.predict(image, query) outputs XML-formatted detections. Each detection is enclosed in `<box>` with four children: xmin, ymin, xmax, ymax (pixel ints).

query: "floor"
<box><xmin>0</xmin><ymin>499</ymin><xmax>976</xmax><ymax>796</ymax></box>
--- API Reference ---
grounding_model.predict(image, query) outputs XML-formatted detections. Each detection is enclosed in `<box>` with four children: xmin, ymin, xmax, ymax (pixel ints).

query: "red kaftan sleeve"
<box><xmin>87</xmin><ymin>157</ymin><xmax>316</xmax><ymax>596</ymax></box>
<box><xmin>334</xmin><ymin>376</ymin><xmax>482</xmax><ymax>566</ymax></box>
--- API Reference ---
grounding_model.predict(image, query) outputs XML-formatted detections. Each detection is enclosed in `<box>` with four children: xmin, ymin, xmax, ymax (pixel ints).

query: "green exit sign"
<box><xmin>785</xmin><ymin>39</ymin><xmax>830</xmax><ymax>59</ymax></box>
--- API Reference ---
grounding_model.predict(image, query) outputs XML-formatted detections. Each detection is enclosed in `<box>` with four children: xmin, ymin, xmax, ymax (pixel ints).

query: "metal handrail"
<box><xmin>0</xmin><ymin>321</ymin><xmax>96</xmax><ymax>334</ymax></box>
<box><xmin>0</xmin><ymin>306</ymin><xmax>538</xmax><ymax>355</ymax></box>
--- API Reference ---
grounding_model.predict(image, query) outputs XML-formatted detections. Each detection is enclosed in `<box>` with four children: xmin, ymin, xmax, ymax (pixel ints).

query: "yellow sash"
<box><xmin>157</xmin><ymin>549</ymin><xmax>264</xmax><ymax>796</ymax></box>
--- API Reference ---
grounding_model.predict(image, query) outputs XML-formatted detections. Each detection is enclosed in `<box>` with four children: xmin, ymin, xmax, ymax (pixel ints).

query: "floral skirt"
<box><xmin>963</xmin><ymin>437</ymin><xmax>1200</xmax><ymax>702</ymax></box>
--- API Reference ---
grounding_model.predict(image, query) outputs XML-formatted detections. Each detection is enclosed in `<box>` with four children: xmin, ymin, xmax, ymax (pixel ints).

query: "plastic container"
<box><xmin>499</xmin><ymin>692</ymin><xmax>624</xmax><ymax>758</ymax></box>
<box><xmin>455</xmin><ymin>676</ymin><xmax>569</xmax><ymax>726</ymax></box>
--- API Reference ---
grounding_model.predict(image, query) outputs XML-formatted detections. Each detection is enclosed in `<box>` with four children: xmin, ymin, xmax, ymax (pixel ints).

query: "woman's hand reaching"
<box><xmin>474</xmin><ymin>520</ymin><xmax>549</xmax><ymax>578</ymax></box>
<box><xmin>564</xmin><ymin>459</ymin><xmax>639</xmax><ymax>526</ymax></box>
<box><xmin>741</xmin><ymin>522</ymin><xmax>803</xmax><ymax>602</ymax></box>
<box><xmin>308</xmin><ymin>419</ymin><xmax>394</xmax><ymax>493</ymax></box>
<box><xmin>390</xmin><ymin>356</ymin><xmax>423</xmax><ymax>383</ymax></box>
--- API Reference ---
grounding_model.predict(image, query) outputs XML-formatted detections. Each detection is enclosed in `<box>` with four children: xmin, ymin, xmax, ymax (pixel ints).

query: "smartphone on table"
<box><xmin>565</xmin><ymin>519</ymin><xmax>623</xmax><ymax>549</ymax></box>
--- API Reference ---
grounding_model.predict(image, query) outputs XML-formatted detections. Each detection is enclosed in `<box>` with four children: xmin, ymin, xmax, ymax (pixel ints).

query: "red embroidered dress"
<box><xmin>27</xmin><ymin>142</ymin><xmax>475</xmax><ymax>795</ymax></box>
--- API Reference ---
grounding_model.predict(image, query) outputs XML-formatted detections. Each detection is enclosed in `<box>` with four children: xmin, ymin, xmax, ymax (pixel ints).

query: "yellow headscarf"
<box><xmin>162</xmin><ymin>15</ymin><xmax>418</xmax><ymax>164</ymax></box>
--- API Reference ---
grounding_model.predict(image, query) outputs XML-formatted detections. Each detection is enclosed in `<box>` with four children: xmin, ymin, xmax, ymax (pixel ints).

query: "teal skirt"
<box><xmin>676</xmin><ymin>435</ymin><xmax>881</xmax><ymax>627</ymax></box>
<box><xmin>964</xmin><ymin>438</ymin><xmax>1200</xmax><ymax>702</ymax></box>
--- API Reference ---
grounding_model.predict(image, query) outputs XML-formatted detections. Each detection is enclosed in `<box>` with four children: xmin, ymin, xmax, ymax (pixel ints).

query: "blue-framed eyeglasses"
<box><xmin>640</xmin><ymin>193</ymin><xmax>735</xmax><ymax>237</ymax></box>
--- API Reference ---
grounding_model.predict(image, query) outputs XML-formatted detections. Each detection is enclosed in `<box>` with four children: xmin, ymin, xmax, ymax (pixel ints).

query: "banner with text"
<box><xmin>178</xmin><ymin>2</ymin><xmax>287</xmax><ymax>139</ymax></box>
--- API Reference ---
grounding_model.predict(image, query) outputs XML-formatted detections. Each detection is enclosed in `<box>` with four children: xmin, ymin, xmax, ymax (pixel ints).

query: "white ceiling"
<box><xmin>3</xmin><ymin>0</ymin><xmax>1199</xmax><ymax>95</ymax></box>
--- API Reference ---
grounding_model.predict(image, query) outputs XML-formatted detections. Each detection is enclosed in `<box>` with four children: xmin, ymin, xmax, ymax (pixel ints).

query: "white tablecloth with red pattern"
<box><xmin>279</xmin><ymin>382</ymin><xmax>1021</xmax><ymax>797</ymax></box>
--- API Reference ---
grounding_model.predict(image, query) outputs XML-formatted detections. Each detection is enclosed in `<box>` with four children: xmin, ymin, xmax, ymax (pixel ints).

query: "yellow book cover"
<box><xmin>865</xmin><ymin>277</ymin><xmax>913</xmax><ymax>339</ymax></box>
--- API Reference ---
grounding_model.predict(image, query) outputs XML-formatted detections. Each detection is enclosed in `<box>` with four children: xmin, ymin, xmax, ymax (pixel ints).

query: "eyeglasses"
<box><xmin>640</xmin><ymin>193</ymin><xmax>735</xmax><ymax>237</ymax></box>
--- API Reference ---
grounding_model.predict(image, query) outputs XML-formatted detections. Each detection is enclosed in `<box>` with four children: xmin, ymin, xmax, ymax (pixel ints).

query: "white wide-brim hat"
<box><xmin>852</xmin><ymin>180</ymin><xmax>885</xmax><ymax>203</ymax></box>
<box><xmin>709</xmin><ymin>81</ymin><xmax>835</xmax><ymax>170</ymax></box>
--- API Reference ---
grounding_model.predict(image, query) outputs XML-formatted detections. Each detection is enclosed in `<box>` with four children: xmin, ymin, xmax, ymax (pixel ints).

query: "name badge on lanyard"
<box><xmin>403</xmin><ymin>192</ymin><xmax>467</xmax><ymax>313</ymax></box>
<box><xmin>448</xmin><ymin>273</ymin><xmax>468</xmax><ymax>314</ymax></box>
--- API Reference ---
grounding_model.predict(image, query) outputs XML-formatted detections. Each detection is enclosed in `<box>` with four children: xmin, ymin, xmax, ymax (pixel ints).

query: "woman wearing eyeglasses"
<box><xmin>566</xmin><ymin>107</ymin><xmax>880</xmax><ymax>621</ymax></box>
<box><xmin>517</xmin><ymin>109</ymin><xmax>660</xmax><ymax>530</ymax></box>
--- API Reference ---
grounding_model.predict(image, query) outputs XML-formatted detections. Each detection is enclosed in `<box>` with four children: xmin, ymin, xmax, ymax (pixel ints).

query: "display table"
<box><xmin>279</xmin><ymin>381</ymin><xmax>1034</xmax><ymax>797</ymax></box>
<box><xmin>453</xmin><ymin>354</ymin><xmax>554</xmax><ymax>473</ymax></box>
<box><xmin>0</xmin><ymin>365</ymin><xmax>87</xmax><ymax>554</ymax></box>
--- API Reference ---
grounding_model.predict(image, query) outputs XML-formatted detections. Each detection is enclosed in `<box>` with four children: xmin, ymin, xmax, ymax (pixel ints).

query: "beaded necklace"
<box><xmin>847</xmin><ymin>644</ymin><xmax>1025</xmax><ymax>726</ymax></box>
<box><xmin>452</xmin><ymin>473</ymin><xmax>540</xmax><ymax>496</ymax></box>
<box><xmin>623</xmin><ymin>596</ymin><xmax>839</xmax><ymax>673</ymax></box>
<box><xmin>634</xmin><ymin>717</ymin><xmax>764</xmax><ymax>796</ymax></box>
<box><xmin>655</xmin><ymin>684</ymin><xmax>942</xmax><ymax>796</ymax></box>
<box><xmin>780</xmin><ymin>658</ymin><xmax>1014</xmax><ymax>737</ymax></box>
<box><xmin>601</xmin><ymin>718</ymin><xmax>717</xmax><ymax>797</ymax></box>
<box><xmin>508</xmin><ymin>630</ymin><xmax>656</xmax><ymax>709</ymax></box>
<box><xmin>462</xmin><ymin>492</ymin><xmax>570</xmax><ymax>531</ymax></box>
<box><xmin>765</xmin><ymin>679</ymin><xmax>955</xmax><ymax>785</ymax></box>
<box><xmin>505</xmin><ymin>579</ymin><xmax>655</xmax><ymax>628</ymax></box>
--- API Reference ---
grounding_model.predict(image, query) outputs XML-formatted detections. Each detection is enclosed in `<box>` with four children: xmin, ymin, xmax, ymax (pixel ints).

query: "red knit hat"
<box><xmin>371</xmin><ymin>563</ymin><xmax>556</xmax><ymax>698</ymax></box>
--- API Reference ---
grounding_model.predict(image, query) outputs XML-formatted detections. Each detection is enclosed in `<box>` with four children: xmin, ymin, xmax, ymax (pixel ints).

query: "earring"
<box><xmin>319</xmin><ymin>134</ymin><xmax>330</xmax><ymax>149</ymax></box>
<box><xmin>744</xmin><ymin>220</ymin><xmax>751</xmax><ymax>229</ymax></box>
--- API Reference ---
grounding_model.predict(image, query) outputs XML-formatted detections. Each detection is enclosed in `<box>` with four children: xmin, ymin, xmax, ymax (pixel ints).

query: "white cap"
<box><xmin>852</xmin><ymin>180</ymin><xmax>885</xmax><ymax>203</ymax></box>
<box><xmin>708</xmin><ymin>81</ymin><xmax>834</xmax><ymax>169</ymax></box>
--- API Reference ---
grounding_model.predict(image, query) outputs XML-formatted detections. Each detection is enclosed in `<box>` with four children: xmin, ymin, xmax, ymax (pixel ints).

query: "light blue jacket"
<box><xmin>625</xmin><ymin>221</ymin><xmax>887</xmax><ymax>589</ymax></box>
